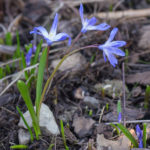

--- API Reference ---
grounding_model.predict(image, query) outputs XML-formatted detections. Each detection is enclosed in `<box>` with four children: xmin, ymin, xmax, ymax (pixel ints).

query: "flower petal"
<box><xmin>26</xmin><ymin>48</ymin><xmax>32</xmax><ymax>66</ymax></box>
<box><xmin>80</xmin><ymin>4</ymin><xmax>84</xmax><ymax>24</ymax></box>
<box><xmin>103</xmin><ymin>51</ymin><xmax>107</xmax><ymax>62</ymax></box>
<box><xmin>109</xmin><ymin>41</ymin><xmax>126</xmax><ymax>47</ymax></box>
<box><xmin>106</xmin><ymin>52</ymin><xmax>118</xmax><ymax>67</ymax></box>
<box><xmin>87</xmin><ymin>17</ymin><xmax>97</xmax><ymax>26</ymax></box>
<box><xmin>30</xmin><ymin>26</ymin><xmax>49</xmax><ymax>38</ymax></box>
<box><xmin>50</xmin><ymin>13</ymin><xmax>58</xmax><ymax>36</ymax></box>
<box><xmin>108</xmin><ymin>47</ymin><xmax>125</xmax><ymax>56</ymax></box>
<box><xmin>87</xmin><ymin>22</ymin><xmax>110</xmax><ymax>31</ymax></box>
<box><xmin>53</xmin><ymin>33</ymin><xmax>71</xmax><ymax>46</ymax></box>
<box><xmin>107</xmin><ymin>28</ymin><xmax>118</xmax><ymax>42</ymax></box>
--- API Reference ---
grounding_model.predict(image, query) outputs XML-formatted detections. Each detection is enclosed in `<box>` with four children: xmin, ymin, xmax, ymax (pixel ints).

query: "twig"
<box><xmin>99</xmin><ymin>106</ymin><xmax>105</xmax><ymax>123</ymax></box>
<box><xmin>122</xmin><ymin>62</ymin><xmax>126</xmax><ymax>126</ymax></box>
<box><xmin>8</xmin><ymin>14</ymin><xmax>22</xmax><ymax>32</ymax></box>
<box><xmin>96</xmin><ymin>8</ymin><xmax>150</xmax><ymax>19</ymax></box>
<box><xmin>104</xmin><ymin>120</ymin><xmax>150</xmax><ymax>125</ymax></box>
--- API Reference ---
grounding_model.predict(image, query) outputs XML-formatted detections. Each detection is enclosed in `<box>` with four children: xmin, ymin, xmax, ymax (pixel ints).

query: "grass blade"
<box><xmin>35</xmin><ymin>47</ymin><xmax>47</xmax><ymax>116</ymax></box>
<box><xmin>16</xmin><ymin>106</ymin><xmax>34</xmax><ymax>142</ymax></box>
<box><xmin>10</xmin><ymin>145</ymin><xmax>28</xmax><ymax>149</ymax></box>
<box><xmin>5</xmin><ymin>32</ymin><xmax>12</xmax><ymax>46</ymax></box>
<box><xmin>17</xmin><ymin>80</ymin><xmax>41</xmax><ymax>139</ymax></box>
<box><xmin>143</xmin><ymin>123</ymin><xmax>147</xmax><ymax>148</ymax></box>
<box><xmin>117</xmin><ymin>123</ymin><xmax>138</xmax><ymax>148</ymax></box>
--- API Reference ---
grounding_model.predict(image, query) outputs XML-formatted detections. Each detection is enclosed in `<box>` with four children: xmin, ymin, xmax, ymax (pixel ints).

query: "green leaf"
<box><xmin>16</xmin><ymin>106</ymin><xmax>34</xmax><ymax>142</ymax></box>
<box><xmin>35</xmin><ymin>47</ymin><xmax>47</xmax><ymax>115</ymax></box>
<box><xmin>110</xmin><ymin>123</ymin><xmax>120</xmax><ymax>136</ymax></box>
<box><xmin>10</xmin><ymin>144</ymin><xmax>28</xmax><ymax>149</ymax></box>
<box><xmin>143</xmin><ymin>123</ymin><xmax>147</xmax><ymax>148</ymax></box>
<box><xmin>144</xmin><ymin>85</ymin><xmax>150</xmax><ymax>109</ymax></box>
<box><xmin>17</xmin><ymin>80</ymin><xmax>41</xmax><ymax>138</ymax></box>
<box><xmin>117</xmin><ymin>100</ymin><xmax>121</xmax><ymax>114</ymax></box>
<box><xmin>33</xmin><ymin>40</ymin><xmax>43</xmax><ymax>65</ymax></box>
<box><xmin>6</xmin><ymin>64</ymin><xmax>11</xmax><ymax>74</ymax></box>
<box><xmin>5</xmin><ymin>32</ymin><xmax>12</xmax><ymax>46</ymax></box>
<box><xmin>117</xmin><ymin>123</ymin><xmax>138</xmax><ymax>148</ymax></box>
<box><xmin>21</xmin><ymin>52</ymin><xmax>29</xmax><ymax>80</ymax></box>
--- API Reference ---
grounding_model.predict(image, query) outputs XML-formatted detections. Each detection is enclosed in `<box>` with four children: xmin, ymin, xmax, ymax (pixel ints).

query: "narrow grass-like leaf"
<box><xmin>144</xmin><ymin>85</ymin><xmax>150</xmax><ymax>109</ymax></box>
<box><xmin>0</xmin><ymin>67</ymin><xmax>4</xmax><ymax>79</ymax></box>
<box><xmin>117</xmin><ymin>123</ymin><xmax>138</xmax><ymax>148</ymax></box>
<box><xmin>35</xmin><ymin>47</ymin><xmax>47</xmax><ymax>116</ymax></box>
<box><xmin>6</xmin><ymin>64</ymin><xmax>11</xmax><ymax>74</ymax></box>
<box><xmin>48</xmin><ymin>144</ymin><xmax>54</xmax><ymax>150</ymax></box>
<box><xmin>16</xmin><ymin>106</ymin><xmax>34</xmax><ymax>142</ymax></box>
<box><xmin>33</xmin><ymin>40</ymin><xmax>43</xmax><ymax>65</ymax></box>
<box><xmin>117</xmin><ymin>100</ymin><xmax>121</xmax><ymax>114</ymax></box>
<box><xmin>60</xmin><ymin>120</ymin><xmax>69</xmax><ymax>150</ymax></box>
<box><xmin>17</xmin><ymin>80</ymin><xmax>41</xmax><ymax>138</ymax></box>
<box><xmin>10</xmin><ymin>145</ymin><xmax>28</xmax><ymax>149</ymax></box>
<box><xmin>110</xmin><ymin>123</ymin><xmax>120</xmax><ymax>136</ymax></box>
<box><xmin>21</xmin><ymin>52</ymin><xmax>29</xmax><ymax>80</ymax></box>
<box><xmin>31</xmin><ymin>40</ymin><xmax>43</xmax><ymax>75</ymax></box>
<box><xmin>90</xmin><ymin>53</ymin><xmax>96</xmax><ymax>64</ymax></box>
<box><xmin>143</xmin><ymin>123</ymin><xmax>147</xmax><ymax>148</ymax></box>
<box><xmin>5</xmin><ymin>32</ymin><xmax>12</xmax><ymax>46</ymax></box>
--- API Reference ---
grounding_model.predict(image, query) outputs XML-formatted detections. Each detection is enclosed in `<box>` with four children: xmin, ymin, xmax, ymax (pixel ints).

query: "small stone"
<box><xmin>138</xmin><ymin>25</ymin><xmax>150</xmax><ymax>49</ymax></box>
<box><xmin>74</xmin><ymin>87</ymin><xmax>85</xmax><ymax>100</ymax></box>
<box><xmin>18</xmin><ymin>129</ymin><xmax>30</xmax><ymax>145</ymax></box>
<box><xmin>83</xmin><ymin>96</ymin><xmax>99</xmax><ymax>108</ymax></box>
<box><xmin>73</xmin><ymin>116</ymin><xmax>95</xmax><ymax>138</ymax></box>
<box><xmin>131</xmin><ymin>86</ymin><xmax>142</xmax><ymax>97</ymax></box>
<box><xmin>18</xmin><ymin>103</ymin><xmax>60</xmax><ymax>136</ymax></box>
<box><xmin>94</xmin><ymin>79</ymin><xmax>129</xmax><ymax>99</ymax></box>
<box><xmin>51</xmin><ymin>53</ymin><xmax>87</xmax><ymax>71</ymax></box>
<box><xmin>97</xmin><ymin>134</ymin><xmax>131</xmax><ymax>150</ymax></box>
<box><xmin>58</xmin><ymin>106</ymin><xmax>78</xmax><ymax>123</ymax></box>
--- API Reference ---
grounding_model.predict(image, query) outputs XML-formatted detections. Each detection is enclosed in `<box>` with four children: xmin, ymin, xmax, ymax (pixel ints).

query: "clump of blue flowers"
<box><xmin>136</xmin><ymin>125</ymin><xmax>143</xmax><ymax>148</ymax></box>
<box><xmin>29</xmin><ymin>3</ymin><xmax>126</xmax><ymax>67</ymax></box>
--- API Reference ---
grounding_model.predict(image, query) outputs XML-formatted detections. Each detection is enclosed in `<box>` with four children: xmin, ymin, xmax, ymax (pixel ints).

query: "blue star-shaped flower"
<box><xmin>136</xmin><ymin>125</ymin><xmax>143</xmax><ymax>148</ymax></box>
<box><xmin>98</xmin><ymin>28</ymin><xmax>126</xmax><ymax>67</ymax></box>
<box><xmin>30</xmin><ymin>13</ymin><xmax>71</xmax><ymax>46</ymax></box>
<box><xmin>79</xmin><ymin>4</ymin><xmax>110</xmax><ymax>33</ymax></box>
<box><xmin>26</xmin><ymin>45</ymin><xmax>36</xmax><ymax>66</ymax></box>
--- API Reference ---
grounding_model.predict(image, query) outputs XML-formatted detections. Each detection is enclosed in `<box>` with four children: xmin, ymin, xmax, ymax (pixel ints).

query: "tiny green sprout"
<box><xmin>117</xmin><ymin>100</ymin><xmax>121</xmax><ymax>115</ymax></box>
<box><xmin>106</xmin><ymin>103</ymin><xmax>109</xmax><ymax>111</ymax></box>
<box><xmin>143</xmin><ymin>123</ymin><xmax>147</xmax><ymax>148</ymax></box>
<box><xmin>109</xmin><ymin>4</ymin><xmax>113</xmax><ymax>12</ymax></box>
<box><xmin>48</xmin><ymin>144</ymin><xmax>54</xmax><ymax>150</ymax></box>
<box><xmin>5</xmin><ymin>32</ymin><xmax>12</xmax><ymax>46</ymax></box>
<box><xmin>10</xmin><ymin>144</ymin><xmax>28</xmax><ymax>149</ymax></box>
<box><xmin>90</xmin><ymin>52</ymin><xmax>96</xmax><ymax>64</ymax></box>
<box><xmin>89</xmin><ymin>109</ymin><xmax>93</xmax><ymax>116</ymax></box>
<box><xmin>60</xmin><ymin>120</ymin><xmax>69</xmax><ymax>150</ymax></box>
<box><xmin>101</xmin><ymin>88</ymin><xmax>105</xmax><ymax>98</ymax></box>
<box><xmin>144</xmin><ymin>85</ymin><xmax>150</xmax><ymax>109</ymax></box>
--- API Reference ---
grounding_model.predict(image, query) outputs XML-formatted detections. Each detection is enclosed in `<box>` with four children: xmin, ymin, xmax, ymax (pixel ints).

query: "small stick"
<box><xmin>96</xmin><ymin>8</ymin><xmax>150</xmax><ymax>19</ymax></box>
<box><xmin>122</xmin><ymin>62</ymin><xmax>126</xmax><ymax>126</ymax></box>
<box><xmin>104</xmin><ymin>120</ymin><xmax>150</xmax><ymax>125</ymax></box>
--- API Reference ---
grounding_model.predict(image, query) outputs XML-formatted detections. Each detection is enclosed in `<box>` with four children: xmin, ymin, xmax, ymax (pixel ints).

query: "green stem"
<box><xmin>37</xmin><ymin>44</ymin><xmax>98</xmax><ymax>118</ymax></box>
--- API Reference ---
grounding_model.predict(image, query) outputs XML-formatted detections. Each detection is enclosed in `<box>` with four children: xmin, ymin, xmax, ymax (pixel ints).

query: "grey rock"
<box><xmin>18</xmin><ymin>103</ymin><xmax>60</xmax><ymax>136</ymax></box>
<box><xmin>51</xmin><ymin>52</ymin><xmax>87</xmax><ymax>71</ymax></box>
<box><xmin>83</xmin><ymin>96</ymin><xmax>99</xmax><ymax>108</ymax></box>
<box><xmin>18</xmin><ymin>128</ymin><xmax>30</xmax><ymax>145</ymax></box>
<box><xmin>73</xmin><ymin>116</ymin><xmax>95</xmax><ymax>138</ymax></box>
<box><xmin>97</xmin><ymin>134</ymin><xmax>130</xmax><ymax>150</ymax></box>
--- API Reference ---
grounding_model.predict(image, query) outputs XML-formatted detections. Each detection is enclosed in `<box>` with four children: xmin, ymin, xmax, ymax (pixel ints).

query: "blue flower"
<box><xmin>30</xmin><ymin>13</ymin><xmax>71</xmax><ymax>46</ymax></box>
<box><xmin>79</xmin><ymin>4</ymin><xmax>110</xmax><ymax>33</ymax></box>
<box><xmin>118</xmin><ymin>112</ymin><xmax>122</xmax><ymax>123</ymax></box>
<box><xmin>136</xmin><ymin>125</ymin><xmax>143</xmax><ymax>148</ymax></box>
<box><xmin>98</xmin><ymin>28</ymin><xmax>126</xmax><ymax>67</ymax></box>
<box><xmin>26</xmin><ymin>45</ymin><xmax>37</xmax><ymax>66</ymax></box>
